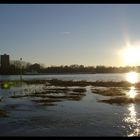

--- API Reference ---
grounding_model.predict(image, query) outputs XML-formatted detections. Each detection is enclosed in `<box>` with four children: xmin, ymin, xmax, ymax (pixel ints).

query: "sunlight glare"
<box><xmin>127</xmin><ymin>86</ymin><xmax>137</xmax><ymax>99</ymax></box>
<box><xmin>126</xmin><ymin>71</ymin><xmax>138</xmax><ymax>84</ymax></box>
<box><xmin>124</xmin><ymin>104</ymin><xmax>140</xmax><ymax>136</ymax></box>
<box><xmin>123</xmin><ymin>47</ymin><xmax>139</xmax><ymax>65</ymax></box>
<box><xmin>120</xmin><ymin>41</ymin><xmax>140</xmax><ymax>66</ymax></box>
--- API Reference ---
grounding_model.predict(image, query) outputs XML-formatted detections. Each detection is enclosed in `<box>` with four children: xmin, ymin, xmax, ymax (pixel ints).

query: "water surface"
<box><xmin>0</xmin><ymin>74</ymin><xmax>140</xmax><ymax>136</ymax></box>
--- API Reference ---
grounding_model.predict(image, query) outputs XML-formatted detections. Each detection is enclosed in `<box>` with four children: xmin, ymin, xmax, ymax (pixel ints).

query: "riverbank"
<box><xmin>0</xmin><ymin>79</ymin><xmax>133</xmax><ymax>88</ymax></box>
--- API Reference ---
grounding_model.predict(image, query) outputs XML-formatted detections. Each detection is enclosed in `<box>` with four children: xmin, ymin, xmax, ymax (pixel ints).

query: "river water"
<box><xmin>0</xmin><ymin>73</ymin><xmax>140</xmax><ymax>136</ymax></box>
<box><xmin>0</xmin><ymin>73</ymin><xmax>140</xmax><ymax>82</ymax></box>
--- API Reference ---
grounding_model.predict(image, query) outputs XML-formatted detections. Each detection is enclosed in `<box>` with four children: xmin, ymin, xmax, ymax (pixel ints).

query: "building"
<box><xmin>0</xmin><ymin>54</ymin><xmax>10</xmax><ymax>69</ymax></box>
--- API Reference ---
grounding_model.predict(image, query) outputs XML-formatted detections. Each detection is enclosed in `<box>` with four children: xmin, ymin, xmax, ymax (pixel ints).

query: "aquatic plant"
<box><xmin>91</xmin><ymin>87</ymin><xmax>126</xmax><ymax>96</ymax></box>
<box><xmin>0</xmin><ymin>82</ymin><xmax>12</xmax><ymax>89</ymax></box>
<box><xmin>1</xmin><ymin>79</ymin><xmax>134</xmax><ymax>88</ymax></box>
<box><xmin>98</xmin><ymin>97</ymin><xmax>140</xmax><ymax>105</ymax></box>
<box><xmin>72</xmin><ymin>88</ymin><xmax>86</xmax><ymax>92</ymax></box>
<box><xmin>0</xmin><ymin>110</ymin><xmax>8</xmax><ymax>117</ymax></box>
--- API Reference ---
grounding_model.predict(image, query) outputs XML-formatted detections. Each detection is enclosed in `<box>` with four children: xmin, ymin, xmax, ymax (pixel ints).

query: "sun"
<box><xmin>121</xmin><ymin>41</ymin><xmax>140</xmax><ymax>66</ymax></box>
<box><xmin>123</xmin><ymin>47</ymin><xmax>140</xmax><ymax>65</ymax></box>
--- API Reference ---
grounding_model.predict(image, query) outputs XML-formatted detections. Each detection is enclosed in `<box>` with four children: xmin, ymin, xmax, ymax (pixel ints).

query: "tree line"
<box><xmin>1</xmin><ymin>60</ymin><xmax>140</xmax><ymax>75</ymax></box>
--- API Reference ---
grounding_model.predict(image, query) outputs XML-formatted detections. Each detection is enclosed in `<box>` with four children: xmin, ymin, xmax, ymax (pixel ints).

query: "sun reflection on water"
<box><xmin>124</xmin><ymin>104</ymin><xmax>140</xmax><ymax>136</ymax></box>
<box><xmin>126</xmin><ymin>71</ymin><xmax>139</xmax><ymax>84</ymax></box>
<box><xmin>127</xmin><ymin>86</ymin><xmax>137</xmax><ymax>99</ymax></box>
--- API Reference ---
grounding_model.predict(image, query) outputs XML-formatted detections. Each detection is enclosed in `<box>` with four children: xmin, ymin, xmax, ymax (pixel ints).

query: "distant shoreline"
<box><xmin>0</xmin><ymin>72</ymin><xmax>139</xmax><ymax>76</ymax></box>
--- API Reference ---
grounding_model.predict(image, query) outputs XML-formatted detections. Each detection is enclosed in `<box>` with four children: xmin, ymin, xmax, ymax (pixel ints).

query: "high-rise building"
<box><xmin>0</xmin><ymin>54</ymin><xmax>10</xmax><ymax>69</ymax></box>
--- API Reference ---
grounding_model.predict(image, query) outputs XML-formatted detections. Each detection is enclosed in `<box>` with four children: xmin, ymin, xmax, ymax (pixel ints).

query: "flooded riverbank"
<box><xmin>0</xmin><ymin>79</ymin><xmax>140</xmax><ymax>136</ymax></box>
<box><xmin>0</xmin><ymin>74</ymin><xmax>140</xmax><ymax>136</ymax></box>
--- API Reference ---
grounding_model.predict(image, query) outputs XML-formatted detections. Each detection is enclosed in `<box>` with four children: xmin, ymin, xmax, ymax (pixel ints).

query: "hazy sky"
<box><xmin>1</xmin><ymin>4</ymin><xmax>140</xmax><ymax>66</ymax></box>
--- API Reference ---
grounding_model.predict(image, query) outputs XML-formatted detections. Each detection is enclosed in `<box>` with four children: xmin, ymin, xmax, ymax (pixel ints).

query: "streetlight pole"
<box><xmin>20</xmin><ymin>58</ymin><xmax>22</xmax><ymax>83</ymax></box>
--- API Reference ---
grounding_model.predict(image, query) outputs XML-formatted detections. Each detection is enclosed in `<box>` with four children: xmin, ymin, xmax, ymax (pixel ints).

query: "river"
<box><xmin>0</xmin><ymin>73</ymin><xmax>140</xmax><ymax>82</ymax></box>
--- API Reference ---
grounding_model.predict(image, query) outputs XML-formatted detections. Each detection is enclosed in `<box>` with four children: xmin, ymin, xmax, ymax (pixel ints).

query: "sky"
<box><xmin>1</xmin><ymin>4</ymin><xmax>140</xmax><ymax>67</ymax></box>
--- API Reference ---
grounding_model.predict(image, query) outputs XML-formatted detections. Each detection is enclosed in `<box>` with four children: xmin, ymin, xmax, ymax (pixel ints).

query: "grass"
<box><xmin>9</xmin><ymin>86</ymin><xmax>86</xmax><ymax>106</ymax></box>
<box><xmin>67</xmin><ymin>95</ymin><xmax>83</xmax><ymax>101</ymax></box>
<box><xmin>29</xmin><ymin>94</ymin><xmax>48</xmax><ymax>98</ymax></box>
<box><xmin>43</xmin><ymin>89</ymin><xmax>69</xmax><ymax>94</ymax></box>
<box><xmin>72</xmin><ymin>88</ymin><xmax>86</xmax><ymax>92</ymax></box>
<box><xmin>22</xmin><ymin>79</ymin><xmax>133</xmax><ymax>87</ymax></box>
<box><xmin>10</xmin><ymin>94</ymin><xmax>27</xmax><ymax>98</ymax></box>
<box><xmin>23</xmin><ymin>80</ymin><xmax>47</xmax><ymax>85</ymax></box>
<box><xmin>47</xmin><ymin>79</ymin><xmax>88</xmax><ymax>87</ymax></box>
<box><xmin>91</xmin><ymin>87</ymin><xmax>126</xmax><ymax>96</ymax></box>
<box><xmin>31</xmin><ymin>98</ymin><xmax>63</xmax><ymax>106</ymax></box>
<box><xmin>7</xmin><ymin>105</ymin><xmax>17</xmax><ymax>109</ymax></box>
<box><xmin>0</xmin><ymin>110</ymin><xmax>8</xmax><ymax>117</ymax></box>
<box><xmin>0</xmin><ymin>97</ymin><xmax>3</xmax><ymax>102</ymax></box>
<box><xmin>69</xmin><ymin>92</ymin><xmax>85</xmax><ymax>96</ymax></box>
<box><xmin>40</xmin><ymin>103</ymin><xmax>56</xmax><ymax>106</ymax></box>
<box><xmin>7</xmin><ymin>79</ymin><xmax>140</xmax><ymax>106</ymax></box>
<box><xmin>135</xmin><ymin>83</ymin><xmax>140</xmax><ymax>89</ymax></box>
<box><xmin>32</xmin><ymin>98</ymin><xmax>62</xmax><ymax>103</ymax></box>
<box><xmin>98</xmin><ymin>96</ymin><xmax>140</xmax><ymax>105</ymax></box>
<box><xmin>92</xmin><ymin>81</ymin><xmax>131</xmax><ymax>87</ymax></box>
<box><xmin>1</xmin><ymin>79</ymin><xmax>134</xmax><ymax>88</ymax></box>
<box><xmin>45</xmin><ymin>95</ymin><xmax>67</xmax><ymax>98</ymax></box>
<box><xmin>46</xmin><ymin>79</ymin><xmax>132</xmax><ymax>87</ymax></box>
<box><xmin>46</xmin><ymin>87</ymin><xmax>69</xmax><ymax>91</ymax></box>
